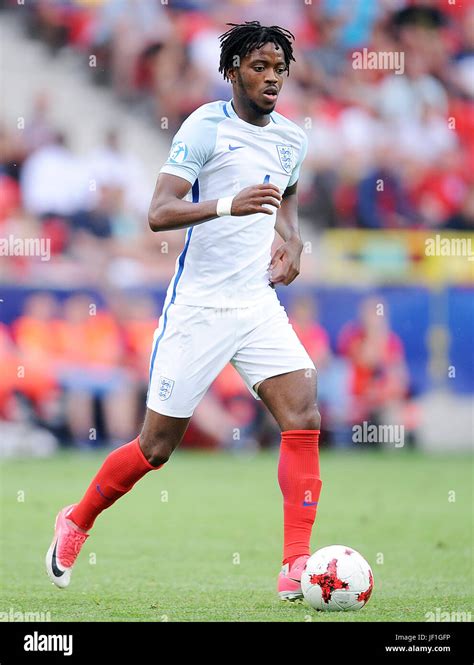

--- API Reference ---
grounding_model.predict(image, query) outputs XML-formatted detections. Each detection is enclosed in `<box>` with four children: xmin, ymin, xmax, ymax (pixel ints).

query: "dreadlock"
<box><xmin>219</xmin><ymin>21</ymin><xmax>295</xmax><ymax>81</ymax></box>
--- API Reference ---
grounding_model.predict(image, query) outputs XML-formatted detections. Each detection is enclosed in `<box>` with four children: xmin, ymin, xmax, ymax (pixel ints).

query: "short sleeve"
<box><xmin>159</xmin><ymin>110</ymin><xmax>220</xmax><ymax>185</ymax></box>
<box><xmin>288</xmin><ymin>132</ymin><xmax>308</xmax><ymax>187</ymax></box>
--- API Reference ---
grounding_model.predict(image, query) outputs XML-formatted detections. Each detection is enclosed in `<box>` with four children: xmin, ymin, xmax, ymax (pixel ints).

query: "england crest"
<box><xmin>276</xmin><ymin>144</ymin><xmax>295</xmax><ymax>174</ymax></box>
<box><xmin>158</xmin><ymin>376</ymin><xmax>175</xmax><ymax>400</ymax></box>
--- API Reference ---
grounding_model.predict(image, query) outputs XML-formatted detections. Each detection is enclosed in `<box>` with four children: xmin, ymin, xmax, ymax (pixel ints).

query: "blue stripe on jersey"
<box><xmin>147</xmin><ymin>180</ymin><xmax>199</xmax><ymax>393</ymax></box>
<box><xmin>223</xmin><ymin>102</ymin><xmax>230</xmax><ymax>118</ymax></box>
<box><xmin>191</xmin><ymin>177</ymin><xmax>199</xmax><ymax>203</ymax></box>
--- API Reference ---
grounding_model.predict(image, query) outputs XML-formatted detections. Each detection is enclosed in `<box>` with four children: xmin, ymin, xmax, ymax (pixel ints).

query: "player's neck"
<box><xmin>231</xmin><ymin>97</ymin><xmax>271</xmax><ymax>127</ymax></box>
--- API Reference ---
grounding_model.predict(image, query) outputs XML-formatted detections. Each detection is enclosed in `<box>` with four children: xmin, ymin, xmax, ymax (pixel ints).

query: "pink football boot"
<box><xmin>277</xmin><ymin>555</ymin><xmax>309</xmax><ymax>601</ymax></box>
<box><xmin>45</xmin><ymin>505</ymin><xmax>88</xmax><ymax>588</ymax></box>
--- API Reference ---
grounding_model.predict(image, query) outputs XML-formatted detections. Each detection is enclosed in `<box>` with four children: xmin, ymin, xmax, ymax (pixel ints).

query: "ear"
<box><xmin>226</xmin><ymin>67</ymin><xmax>236</xmax><ymax>83</ymax></box>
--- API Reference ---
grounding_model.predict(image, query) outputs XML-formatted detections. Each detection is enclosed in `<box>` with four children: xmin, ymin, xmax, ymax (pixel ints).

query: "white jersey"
<box><xmin>159</xmin><ymin>99</ymin><xmax>308</xmax><ymax>308</ymax></box>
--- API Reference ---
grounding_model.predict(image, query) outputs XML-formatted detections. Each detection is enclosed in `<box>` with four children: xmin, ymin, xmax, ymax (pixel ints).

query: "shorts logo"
<box><xmin>276</xmin><ymin>144</ymin><xmax>295</xmax><ymax>174</ymax></box>
<box><xmin>169</xmin><ymin>141</ymin><xmax>188</xmax><ymax>164</ymax></box>
<box><xmin>158</xmin><ymin>376</ymin><xmax>175</xmax><ymax>400</ymax></box>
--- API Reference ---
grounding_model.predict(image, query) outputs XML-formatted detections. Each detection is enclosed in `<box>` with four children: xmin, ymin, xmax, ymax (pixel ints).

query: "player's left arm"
<box><xmin>270</xmin><ymin>182</ymin><xmax>303</xmax><ymax>286</ymax></box>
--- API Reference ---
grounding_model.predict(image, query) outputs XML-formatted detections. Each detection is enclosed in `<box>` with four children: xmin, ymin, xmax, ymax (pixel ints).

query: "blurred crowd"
<box><xmin>1</xmin><ymin>1</ymin><xmax>473</xmax><ymax>289</ymax></box>
<box><xmin>0</xmin><ymin>115</ymin><xmax>186</xmax><ymax>288</ymax></box>
<box><xmin>0</xmin><ymin>0</ymin><xmax>469</xmax><ymax>451</ymax></box>
<box><xmin>1</xmin><ymin>0</ymin><xmax>472</xmax><ymax>235</ymax></box>
<box><xmin>0</xmin><ymin>291</ymin><xmax>409</xmax><ymax>450</ymax></box>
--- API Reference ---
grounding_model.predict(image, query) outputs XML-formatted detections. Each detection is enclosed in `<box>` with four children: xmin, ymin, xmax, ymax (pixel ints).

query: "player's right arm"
<box><xmin>148</xmin><ymin>175</ymin><xmax>282</xmax><ymax>232</ymax></box>
<box><xmin>148</xmin><ymin>106</ymin><xmax>281</xmax><ymax>232</ymax></box>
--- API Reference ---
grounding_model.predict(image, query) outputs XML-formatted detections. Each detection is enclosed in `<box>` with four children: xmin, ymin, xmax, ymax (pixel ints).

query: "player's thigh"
<box><xmin>231</xmin><ymin>299</ymin><xmax>318</xmax><ymax>431</ymax></box>
<box><xmin>147</xmin><ymin>303</ymin><xmax>235</xmax><ymax>419</ymax></box>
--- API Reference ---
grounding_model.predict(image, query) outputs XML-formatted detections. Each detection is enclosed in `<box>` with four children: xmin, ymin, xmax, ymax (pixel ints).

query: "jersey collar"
<box><xmin>224</xmin><ymin>99</ymin><xmax>276</xmax><ymax>130</ymax></box>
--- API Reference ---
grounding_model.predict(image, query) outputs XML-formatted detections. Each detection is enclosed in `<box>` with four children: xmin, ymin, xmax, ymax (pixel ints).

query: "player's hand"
<box><xmin>231</xmin><ymin>183</ymin><xmax>282</xmax><ymax>216</ymax></box>
<box><xmin>269</xmin><ymin>237</ymin><xmax>303</xmax><ymax>286</ymax></box>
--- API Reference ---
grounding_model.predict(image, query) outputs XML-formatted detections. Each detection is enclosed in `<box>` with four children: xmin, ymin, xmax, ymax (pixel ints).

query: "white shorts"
<box><xmin>146</xmin><ymin>293</ymin><xmax>315</xmax><ymax>418</ymax></box>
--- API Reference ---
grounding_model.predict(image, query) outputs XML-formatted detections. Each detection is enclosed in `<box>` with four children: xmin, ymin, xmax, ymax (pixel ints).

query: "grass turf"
<box><xmin>0</xmin><ymin>448</ymin><xmax>472</xmax><ymax>622</ymax></box>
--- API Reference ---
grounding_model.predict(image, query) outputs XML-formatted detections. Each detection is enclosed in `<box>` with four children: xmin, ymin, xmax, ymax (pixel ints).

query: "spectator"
<box><xmin>289</xmin><ymin>295</ymin><xmax>351</xmax><ymax>446</ymax></box>
<box><xmin>0</xmin><ymin>173</ymin><xmax>21</xmax><ymax>224</ymax></box>
<box><xmin>356</xmin><ymin>141</ymin><xmax>416</xmax><ymax>228</ymax></box>
<box><xmin>87</xmin><ymin>128</ymin><xmax>149</xmax><ymax>221</ymax></box>
<box><xmin>91</xmin><ymin>0</ymin><xmax>171</xmax><ymax>100</ymax></box>
<box><xmin>288</xmin><ymin>294</ymin><xmax>331</xmax><ymax>368</ymax></box>
<box><xmin>451</xmin><ymin>7</ymin><xmax>474</xmax><ymax>99</ymax></box>
<box><xmin>11</xmin><ymin>292</ymin><xmax>61</xmax><ymax>426</ymax></box>
<box><xmin>20</xmin><ymin>132</ymin><xmax>89</xmax><ymax>217</ymax></box>
<box><xmin>322</xmin><ymin>0</ymin><xmax>380</xmax><ymax>50</ymax></box>
<box><xmin>55</xmin><ymin>294</ymin><xmax>136</xmax><ymax>447</ymax></box>
<box><xmin>22</xmin><ymin>91</ymin><xmax>57</xmax><ymax>153</ymax></box>
<box><xmin>12</xmin><ymin>292</ymin><xmax>60</xmax><ymax>368</ymax></box>
<box><xmin>446</xmin><ymin>184</ymin><xmax>474</xmax><ymax>231</ymax></box>
<box><xmin>338</xmin><ymin>297</ymin><xmax>408</xmax><ymax>427</ymax></box>
<box><xmin>0</xmin><ymin>323</ymin><xmax>18</xmax><ymax>418</ymax></box>
<box><xmin>122</xmin><ymin>294</ymin><xmax>158</xmax><ymax>388</ymax></box>
<box><xmin>376</xmin><ymin>53</ymin><xmax>448</xmax><ymax>124</ymax></box>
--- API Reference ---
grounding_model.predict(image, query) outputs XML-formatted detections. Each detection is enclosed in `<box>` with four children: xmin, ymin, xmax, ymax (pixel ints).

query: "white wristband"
<box><xmin>216</xmin><ymin>195</ymin><xmax>235</xmax><ymax>217</ymax></box>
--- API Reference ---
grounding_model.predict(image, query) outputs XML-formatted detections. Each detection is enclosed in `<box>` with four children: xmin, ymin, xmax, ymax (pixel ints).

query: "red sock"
<box><xmin>69</xmin><ymin>437</ymin><xmax>161</xmax><ymax>531</ymax></box>
<box><xmin>278</xmin><ymin>429</ymin><xmax>322</xmax><ymax>565</ymax></box>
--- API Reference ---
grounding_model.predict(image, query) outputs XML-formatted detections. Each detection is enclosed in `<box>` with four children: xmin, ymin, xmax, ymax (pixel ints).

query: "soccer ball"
<box><xmin>301</xmin><ymin>545</ymin><xmax>374</xmax><ymax>611</ymax></box>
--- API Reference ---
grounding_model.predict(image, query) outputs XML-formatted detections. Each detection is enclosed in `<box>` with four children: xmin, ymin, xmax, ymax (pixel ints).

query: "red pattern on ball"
<box><xmin>309</xmin><ymin>558</ymin><xmax>349</xmax><ymax>603</ymax></box>
<box><xmin>357</xmin><ymin>570</ymin><xmax>374</xmax><ymax>605</ymax></box>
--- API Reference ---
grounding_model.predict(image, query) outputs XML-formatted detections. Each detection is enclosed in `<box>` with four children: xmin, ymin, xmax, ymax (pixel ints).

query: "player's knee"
<box><xmin>143</xmin><ymin>442</ymin><xmax>173</xmax><ymax>467</ymax></box>
<box><xmin>139</xmin><ymin>430</ymin><xmax>176</xmax><ymax>467</ymax></box>
<box><xmin>309</xmin><ymin>407</ymin><xmax>321</xmax><ymax>431</ymax></box>
<box><xmin>283</xmin><ymin>406</ymin><xmax>321</xmax><ymax>432</ymax></box>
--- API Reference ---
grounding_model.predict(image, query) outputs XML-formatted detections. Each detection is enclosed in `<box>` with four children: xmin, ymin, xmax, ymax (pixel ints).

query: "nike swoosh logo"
<box><xmin>302</xmin><ymin>501</ymin><xmax>318</xmax><ymax>507</ymax></box>
<box><xmin>96</xmin><ymin>484</ymin><xmax>114</xmax><ymax>501</ymax></box>
<box><xmin>228</xmin><ymin>145</ymin><xmax>244</xmax><ymax>151</ymax></box>
<box><xmin>51</xmin><ymin>541</ymin><xmax>65</xmax><ymax>577</ymax></box>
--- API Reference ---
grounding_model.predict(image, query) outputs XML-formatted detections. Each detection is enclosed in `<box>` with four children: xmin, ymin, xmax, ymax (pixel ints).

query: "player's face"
<box><xmin>231</xmin><ymin>42</ymin><xmax>288</xmax><ymax>115</ymax></box>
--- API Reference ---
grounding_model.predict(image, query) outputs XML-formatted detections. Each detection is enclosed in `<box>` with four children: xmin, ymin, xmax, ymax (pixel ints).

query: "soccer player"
<box><xmin>46</xmin><ymin>21</ymin><xmax>322</xmax><ymax>602</ymax></box>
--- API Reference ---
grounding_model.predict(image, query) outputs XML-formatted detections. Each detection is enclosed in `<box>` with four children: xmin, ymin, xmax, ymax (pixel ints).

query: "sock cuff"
<box><xmin>135</xmin><ymin>436</ymin><xmax>163</xmax><ymax>471</ymax></box>
<box><xmin>282</xmin><ymin>429</ymin><xmax>320</xmax><ymax>435</ymax></box>
<box><xmin>281</xmin><ymin>430</ymin><xmax>320</xmax><ymax>445</ymax></box>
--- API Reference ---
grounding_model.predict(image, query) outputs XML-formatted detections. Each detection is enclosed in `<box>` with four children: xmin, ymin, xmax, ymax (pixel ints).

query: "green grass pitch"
<box><xmin>0</xmin><ymin>448</ymin><xmax>472</xmax><ymax>622</ymax></box>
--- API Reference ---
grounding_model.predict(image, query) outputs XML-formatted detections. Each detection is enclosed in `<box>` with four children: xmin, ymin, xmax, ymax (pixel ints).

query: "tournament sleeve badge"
<box><xmin>169</xmin><ymin>141</ymin><xmax>188</xmax><ymax>164</ymax></box>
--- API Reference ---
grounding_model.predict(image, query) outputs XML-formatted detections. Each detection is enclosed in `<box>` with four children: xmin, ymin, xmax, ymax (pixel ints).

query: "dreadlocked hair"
<box><xmin>218</xmin><ymin>21</ymin><xmax>295</xmax><ymax>81</ymax></box>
